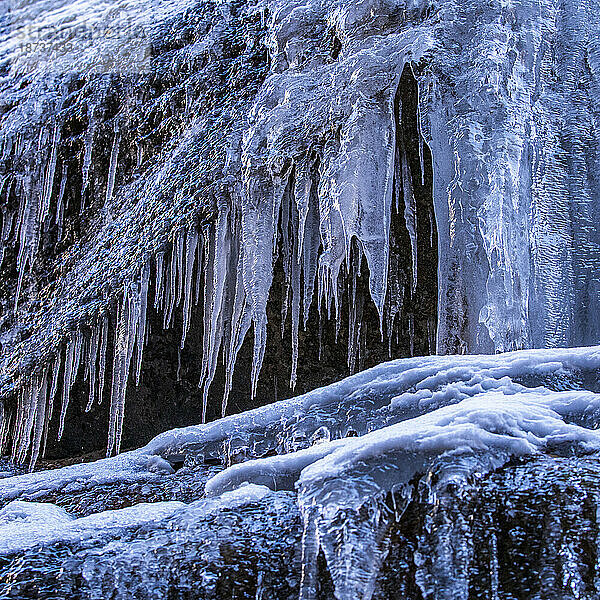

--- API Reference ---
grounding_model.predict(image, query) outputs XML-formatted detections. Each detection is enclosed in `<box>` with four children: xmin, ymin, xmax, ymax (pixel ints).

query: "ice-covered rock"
<box><xmin>0</xmin><ymin>347</ymin><xmax>599</xmax><ymax>599</ymax></box>
<box><xmin>0</xmin><ymin>345</ymin><xmax>598</xmax><ymax>503</ymax></box>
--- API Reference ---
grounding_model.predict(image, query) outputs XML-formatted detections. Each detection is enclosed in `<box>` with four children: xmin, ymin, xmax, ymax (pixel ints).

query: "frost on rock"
<box><xmin>1</xmin><ymin>0</ymin><xmax>600</xmax><ymax>466</ymax></box>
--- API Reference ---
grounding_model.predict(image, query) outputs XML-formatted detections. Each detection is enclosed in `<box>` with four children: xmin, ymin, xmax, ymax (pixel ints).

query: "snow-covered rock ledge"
<box><xmin>1</xmin><ymin>345</ymin><xmax>599</xmax><ymax>503</ymax></box>
<box><xmin>0</xmin><ymin>347</ymin><xmax>600</xmax><ymax>598</ymax></box>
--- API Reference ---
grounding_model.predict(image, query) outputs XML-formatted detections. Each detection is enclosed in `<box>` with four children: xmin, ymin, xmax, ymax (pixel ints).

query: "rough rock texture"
<box><xmin>2</xmin><ymin>457</ymin><xmax>600</xmax><ymax>599</ymax></box>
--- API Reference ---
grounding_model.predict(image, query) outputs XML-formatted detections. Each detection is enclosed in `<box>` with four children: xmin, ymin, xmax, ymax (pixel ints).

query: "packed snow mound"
<box><xmin>0</xmin><ymin>484</ymin><xmax>272</xmax><ymax>557</ymax></box>
<box><xmin>0</xmin><ymin>499</ymin><xmax>184</xmax><ymax>556</ymax></box>
<box><xmin>206</xmin><ymin>390</ymin><xmax>600</xmax><ymax>496</ymax></box>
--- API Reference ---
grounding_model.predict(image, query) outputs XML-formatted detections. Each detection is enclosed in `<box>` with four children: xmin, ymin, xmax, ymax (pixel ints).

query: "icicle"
<box><xmin>223</xmin><ymin>299</ymin><xmax>251</xmax><ymax>417</ymax></box>
<box><xmin>15</xmin><ymin>173</ymin><xmax>39</xmax><ymax>311</ymax></box>
<box><xmin>40</xmin><ymin>125</ymin><xmax>60</xmax><ymax>225</ymax></box>
<box><xmin>40</xmin><ymin>125</ymin><xmax>60</xmax><ymax>223</ymax></box>
<box><xmin>251</xmin><ymin>315</ymin><xmax>268</xmax><ymax>400</ymax></box>
<box><xmin>81</xmin><ymin>104</ymin><xmax>96</xmax><ymax>198</ymax></box>
<box><xmin>408</xmin><ymin>313</ymin><xmax>415</xmax><ymax>356</ymax></box>
<box><xmin>41</xmin><ymin>354</ymin><xmax>61</xmax><ymax>458</ymax></box>
<box><xmin>294</xmin><ymin>158</ymin><xmax>311</xmax><ymax>264</ymax></box>
<box><xmin>85</xmin><ymin>324</ymin><xmax>99</xmax><ymax>412</ymax></box>
<box><xmin>181</xmin><ymin>227</ymin><xmax>199</xmax><ymax>349</ymax></box>
<box><xmin>57</xmin><ymin>335</ymin><xmax>77</xmax><ymax>396</ymax></box>
<box><xmin>135</xmin><ymin>262</ymin><xmax>150</xmax><ymax>385</ymax></box>
<box><xmin>47</xmin><ymin>354</ymin><xmax>61</xmax><ymax>424</ymax></box>
<box><xmin>0</xmin><ymin>192</ymin><xmax>15</xmax><ymax>269</ymax></box>
<box><xmin>412</xmin><ymin>64</ymin><xmax>426</xmax><ymax>189</ymax></box>
<box><xmin>302</xmin><ymin>189</ymin><xmax>320</xmax><ymax>328</ymax></box>
<box><xmin>105</xmin><ymin>124</ymin><xmax>121</xmax><ymax>205</ymax></box>
<box><xmin>289</xmin><ymin>192</ymin><xmax>301</xmax><ymax>390</ymax></box>
<box><xmin>429</xmin><ymin>209</ymin><xmax>435</xmax><ymax>248</ymax></box>
<box><xmin>199</xmin><ymin>202</ymin><xmax>230</xmax><ymax>420</ymax></box>
<box><xmin>425</xmin><ymin>317</ymin><xmax>432</xmax><ymax>354</ymax></box>
<box><xmin>280</xmin><ymin>185</ymin><xmax>292</xmax><ymax>335</ymax></box>
<box><xmin>13</xmin><ymin>381</ymin><xmax>35</xmax><ymax>465</ymax></box>
<box><xmin>12</xmin><ymin>369</ymin><xmax>48</xmax><ymax>468</ymax></box>
<box><xmin>154</xmin><ymin>251</ymin><xmax>165</xmax><ymax>310</ymax></box>
<box><xmin>348</xmin><ymin>247</ymin><xmax>364</xmax><ymax>374</ymax></box>
<box><xmin>415</xmin><ymin>501</ymin><xmax>472</xmax><ymax>600</ymax></box>
<box><xmin>164</xmin><ymin>240</ymin><xmax>178</xmax><ymax>329</ymax></box>
<box><xmin>175</xmin><ymin>230</ymin><xmax>185</xmax><ymax>308</ymax></box>
<box><xmin>83</xmin><ymin>333</ymin><xmax>91</xmax><ymax>382</ymax></box>
<box><xmin>194</xmin><ymin>233</ymin><xmax>204</xmax><ymax>306</ymax></box>
<box><xmin>0</xmin><ymin>402</ymin><xmax>9</xmax><ymax>457</ymax></box>
<box><xmin>239</xmin><ymin>165</ymin><xmax>287</xmax><ymax>400</ymax></box>
<box><xmin>222</xmin><ymin>210</ymin><xmax>251</xmax><ymax>417</ymax></box>
<box><xmin>56</xmin><ymin>164</ymin><xmax>68</xmax><ymax>239</ymax></box>
<box><xmin>419</xmin><ymin>135</ymin><xmax>425</xmax><ymax>187</ymax></box>
<box><xmin>12</xmin><ymin>392</ymin><xmax>24</xmax><ymax>463</ymax></box>
<box><xmin>399</xmin><ymin>141</ymin><xmax>418</xmax><ymax>294</ymax></box>
<box><xmin>58</xmin><ymin>331</ymin><xmax>83</xmax><ymax>440</ymax></box>
<box><xmin>108</xmin><ymin>303</ymin><xmax>127</xmax><ymax>457</ymax></box>
<box><xmin>298</xmin><ymin>506</ymin><xmax>321</xmax><ymax>600</ymax></box>
<box><xmin>97</xmin><ymin>315</ymin><xmax>109</xmax><ymax>406</ymax></box>
<box><xmin>107</xmin><ymin>286</ymin><xmax>138</xmax><ymax>457</ymax></box>
<box><xmin>29</xmin><ymin>370</ymin><xmax>49</xmax><ymax>470</ymax></box>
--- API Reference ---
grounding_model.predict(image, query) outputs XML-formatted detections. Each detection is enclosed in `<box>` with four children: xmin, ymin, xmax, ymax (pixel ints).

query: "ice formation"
<box><xmin>0</xmin><ymin>347</ymin><xmax>600</xmax><ymax>599</ymax></box>
<box><xmin>0</xmin><ymin>498</ymin><xmax>185</xmax><ymax>556</ymax></box>
<box><xmin>1</xmin><ymin>0</ymin><xmax>600</xmax><ymax>466</ymax></box>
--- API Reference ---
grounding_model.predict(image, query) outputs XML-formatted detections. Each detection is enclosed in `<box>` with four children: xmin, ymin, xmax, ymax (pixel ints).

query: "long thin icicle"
<box><xmin>199</xmin><ymin>202</ymin><xmax>230</xmax><ymax>421</ymax></box>
<box><xmin>58</xmin><ymin>330</ymin><xmax>83</xmax><ymax>440</ymax></box>
<box><xmin>135</xmin><ymin>262</ymin><xmax>150</xmax><ymax>385</ymax></box>
<box><xmin>97</xmin><ymin>315</ymin><xmax>109</xmax><ymax>407</ymax></box>
<box><xmin>55</xmin><ymin>164</ymin><xmax>68</xmax><ymax>239</ymax></box>
<box><xmin>28</xmin><ymin>370</ymin><xmax>49</xmax><ymax>470</ymax></box>
<box><xmin>81</xmin><ymin>104</ymin><xmax>96</xmax><ymax>198</ymax></box>
<box><xmin>181</xmin><ymin>228</ymin><xmax>199</xmax><ymax>349</ymax></box>
<box><xmin>85</xmin><ymin>324</ymin><xmax>100</xmax><ymax>412</ymax></box>
<box><xmin>40</xmin><ymin>125</ymin><xmax>60</xmax><ymax>223</ymax></box>
<box><xmin>105</xmin><ymin>124</ymin><xmax>121</xmax><ymax>205</ymax></box>
<box><xmin>107</xmin><ymin>288</ymin><xmax>138</xmax><ymax>457</ymax></box>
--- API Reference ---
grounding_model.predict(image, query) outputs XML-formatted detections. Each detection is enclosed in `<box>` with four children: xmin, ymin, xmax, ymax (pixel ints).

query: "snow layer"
<box><xmin>1</xmin><ymin>346</ymin><xmax>598</xmax><ymax>502</ymax></box>
<box><xmin>206</xmin><ymin>390</ymin><xmax>600</xmax><ymax>496</ymax></box>
<box><xmin>0</xmin><ymin>499</ymin><xmax>184</xmax><ymax>556</ymax></box>
<box><xmin>0</xmin><ymin>483</ymin><xmax>271</xmax><ymax>557</ymax></box>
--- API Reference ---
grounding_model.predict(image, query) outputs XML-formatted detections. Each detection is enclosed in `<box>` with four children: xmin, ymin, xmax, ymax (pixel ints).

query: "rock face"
<box><xmin>3</xmin><ymin>457</ymin><xmax>600</xmax><ymax>600</ymax></box>
<box><xmin>0</xmin><ymin>0</ymin><xmax>599</xmax><ymax>463</ymax></box>
<box><xmin>0</xmin><ymin>0</ymin><xmax>438</xmax><ymax>459</ymax></box>
<box><xmin>2</xmin><ymin>0</ymin><xmax>600</xmax><ymax>596</ymax></box>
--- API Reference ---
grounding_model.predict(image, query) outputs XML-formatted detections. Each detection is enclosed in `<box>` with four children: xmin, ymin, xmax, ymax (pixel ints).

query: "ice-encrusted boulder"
<box><xmin>0</xmin><ymin>347</ymin><xmax>600</xmax><ymax>598</ymax></box>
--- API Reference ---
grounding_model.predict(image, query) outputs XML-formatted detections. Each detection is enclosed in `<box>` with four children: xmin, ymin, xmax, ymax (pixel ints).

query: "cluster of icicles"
<box><xmin>1</xmin><ymin>55</ymin><xmax>428</xmax><ymax>470</ymax></box>
<box><xmin>0</xmin><ymin>118</ymin><xmax>121</xmax><ymax>310</ymax></box>
<box><xmin>2</xmin><ymin>162</ymin><xmax>418</xmax><ymax>469</ymax></box>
